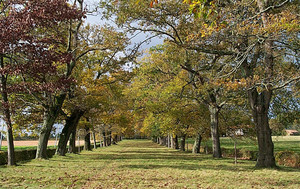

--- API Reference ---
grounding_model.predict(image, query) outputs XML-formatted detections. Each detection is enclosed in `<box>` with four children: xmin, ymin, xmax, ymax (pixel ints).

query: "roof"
<box><xmin>285</xmin><ymin>130</ymin><xmax>299</xmax><ymax>133</ymax></box>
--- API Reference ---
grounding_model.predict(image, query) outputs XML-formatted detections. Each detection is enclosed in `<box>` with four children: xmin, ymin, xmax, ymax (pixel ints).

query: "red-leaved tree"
<box><xmin>0</xmin><ymin>0</ymin><xmax>84</xmax><ymax>165</ymax></box>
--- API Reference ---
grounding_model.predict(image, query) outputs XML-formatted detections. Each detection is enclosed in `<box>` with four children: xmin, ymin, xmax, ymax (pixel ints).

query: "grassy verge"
<box><xmin>0</xmin><ymin>146</ymin><xmax>56</xmax><ymax>151</ymax></box>
<box><xmin>186</xmin><ymin>136</ymin><xmax>300</xmax><ymax>154</ymax></box>
<box><xmin>0</xmin><ymin>140</ymin><xmax>299</xmax><ymax>189</ymax></box>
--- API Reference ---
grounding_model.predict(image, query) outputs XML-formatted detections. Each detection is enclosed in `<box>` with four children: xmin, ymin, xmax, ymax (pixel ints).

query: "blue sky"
<box><xmin>84</xmin><ymin>0</ymin><xmax>163</xmax><ymax>50</ymax></box>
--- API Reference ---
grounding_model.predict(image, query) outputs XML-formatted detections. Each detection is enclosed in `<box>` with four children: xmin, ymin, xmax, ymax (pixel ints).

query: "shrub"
<box><xmin>0</xmin><ymin>151</ymin><xmax>7</xmax><ymax>165</ymax></box>
<box><xmin>0</xmin><ymin>149</ymin><xmax>57</xmax><ymax>165</ymax></box>
<box><xmin>275</xmin><ymin>151</ymin><xmax>300</xmax><ymax>168</ymax></box>
<box><xmin>240</xmin><ymin>149</ymin><xmax>257</xmax><ymax>160</ymax></box>
<box><xmin>221</xmin><ymin>148</ymin><xmax>237</xmax><ymax>157</ymax></box>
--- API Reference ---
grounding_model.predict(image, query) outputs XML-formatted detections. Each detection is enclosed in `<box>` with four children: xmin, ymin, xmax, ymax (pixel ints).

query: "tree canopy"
<box><xmin>0</xmin><ymin>0</ymin><xmax>299</xmax><ymax>169</ymax></box>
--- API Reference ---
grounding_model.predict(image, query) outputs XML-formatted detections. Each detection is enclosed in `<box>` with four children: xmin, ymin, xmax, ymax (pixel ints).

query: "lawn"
<box><xmin>186</xmin><ymin>136</ymin><xmax>300</xmax><ymax>154</ymax></box>
<box><xmin>0</xmin><ymin>146</ymin><xmax>55</xmax><ymax>151</ymax></box>
<box><xmin>0</xmin><ymin>140</ymin><xmax>299</xmax><ymax>189</ymax></box>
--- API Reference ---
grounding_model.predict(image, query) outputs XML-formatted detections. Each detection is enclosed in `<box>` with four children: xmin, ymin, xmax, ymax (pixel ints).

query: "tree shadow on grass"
<box><xmin>119</xmin><ymin>163</ymin><xmax>254</xmax><ymax>172</ymax></box>
<box><xmin>86</xmin><ymin>153</ymin><xmax>211</xmax><ymax>161</ymax></box>
<box><xmin>119</xmin><ymin>162</ymin><xmax>300</xmax><ymax>173</ymax></box>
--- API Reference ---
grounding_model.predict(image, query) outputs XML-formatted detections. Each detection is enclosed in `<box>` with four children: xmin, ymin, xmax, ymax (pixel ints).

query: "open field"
<box><xmin>0</xmin><ymin>140</ymin><xmax>299</xmax><ymax>189</ymax></box>
<box><xmin>185</xmin><ymin>136</ymin><xmax>300</xmax><ymax>154</ymax></box>
<box><xmin>0</xmin><ymin>140</ymin><xmax>86</xmax><ymax>151</ymax></box>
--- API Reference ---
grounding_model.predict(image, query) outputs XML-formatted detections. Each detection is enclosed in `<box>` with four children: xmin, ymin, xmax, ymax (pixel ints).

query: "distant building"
<box><xmin>285</xmin><ymin>130</ymin><xmax>300</xmax><ymax>136</ymax></box>
<box><xmin>235</xmin><ymin>129</ymin><xmax>244</xmax><ymax>136</ymax></box>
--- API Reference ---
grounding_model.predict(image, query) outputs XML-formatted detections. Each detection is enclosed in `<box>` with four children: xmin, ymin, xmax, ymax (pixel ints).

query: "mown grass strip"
<box><xmin>0</xmin><ymin>140</ymin><xmax>299</xmax><ymax>189</ymax></box>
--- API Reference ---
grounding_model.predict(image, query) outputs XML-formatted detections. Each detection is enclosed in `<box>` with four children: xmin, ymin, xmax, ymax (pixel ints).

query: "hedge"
<box><xmin>0</xmin><ymin>145</ymin><xmax>87</xmax><ymax>165</ymax></box>
<box><xmin>221</xmin><ymin>148</ymin><xmax>299</xmax><ymax>168</ymax></box>
<box><xmin>0</xmin><ymin>149</ymin><xmax>56</xmax><ymax>165</ymax></box>
<box><xmin>275</xmin><ymin>151</ymin><xmax>300</xmax><ymax>168</ymax></box>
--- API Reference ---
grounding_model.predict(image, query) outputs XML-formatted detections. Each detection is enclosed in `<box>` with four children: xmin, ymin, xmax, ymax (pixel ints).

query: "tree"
<box><xmin>126</xmin><ymin>43</ymin><xmax>212</xmax><ymax>153</ymax></box>
<box><xmin>55</xmin><ymin>22</ymin><xmax>131</xmax><ymax>155</ymax></box>
<box><xmin>113</xmin><ymin>0</ymin><xmax>299</xmax><ymax>167</ymax></box>
<box><xmin>187</xmin><ymin>0</ymin><xmax>299</xmax><ymax>167</ymax></box>
<box><xmin>0</xmin><ymin>0</ymin><xmax>83</xmax><ymax>165</ymax></box>
<box><xmin>102</xmin><ymin>0</ymin><xmax>238</xmax><ymax>158</ymax></box>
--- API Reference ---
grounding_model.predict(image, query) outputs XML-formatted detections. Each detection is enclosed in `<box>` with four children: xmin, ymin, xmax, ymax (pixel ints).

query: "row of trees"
<box><xmin>0</xmin><ymin>0</ymin><xmax>136</xmax><ymax>166</ymax></box>
<box><xmin>101</xmin><ymin>0</ymin><xmax>299</xmax><ymax>168</ymax></box>
<box><xmin>0</xmin><ymin>0</ymin><xmax>299</xmax><ymax>169</ymax></box>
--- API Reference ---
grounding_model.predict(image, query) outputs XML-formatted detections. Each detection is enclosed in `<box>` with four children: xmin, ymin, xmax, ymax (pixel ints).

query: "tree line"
<box><xmin>0</xmin><ymin>0</ymin><xmax>299</xmax><ymax>169</ymax></box>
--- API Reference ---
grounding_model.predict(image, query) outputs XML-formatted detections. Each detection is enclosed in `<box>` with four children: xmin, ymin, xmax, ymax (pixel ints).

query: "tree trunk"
<box><xmin>193</xmin><ymin>133</ymin><xmax>202</xmax><ymax>154</ymax></box>
<box><xmin>36</xmin><ymin>108</ymin><xmax>59</xmax><ymax>159</ymax></box>
<box><xmin>92</xmin><ymin>131</ymin><xmax>97</xmax><ymax>149</ymax></box>
<box><xmin>107</xmin><ymin>131</ymin><xmax>111</xmax><ymax>146</ymax></box>
<box><xmin>84</xmin><ymin>126</ymin><xmax>91</xmax><ymax>151</ymax></box>
<box><xmin>180</xmin><ymin>135</ymin><xmax>186</xmax><ymax>151</ymax></box>
<box><xmin>5</xmin><ymin>126</ymin><xmax>15</xmax><ymax>166</ymax></box>
<box><xmin>209</xmin><ymin>104</ymin><xmax>222</xmax><ymax>158</ymax></box>
<box><xmin>56</xmin><ymin>109</ymin><xmax>84</xmax><ymax>156</ymax></box>
<box><xmin>165</xmin><ymin>136</ymin><xmax>168</xmax><ymax>147</ymax></box>
<box><xmin>68</xmin><ymin>130</ymin><xmax>76</xmax><ymax>153</ymax></box>
<box><xmin>0</xmin><ymin>55</ymin><xmax>15</xmax><ymax>166</ymax></box>
<box><xmin>36</xmin><ymin>94</ymin><xmax>65</xmax><ymax>159</ymax></box>
<box><xmin>172</xmin><ymin>135</ymin><xmax>179</xmax><ymax>149</ymax></box>
<box><xmin>249</xmin><ymin>89</ymin><xmax>276</xmax><ymax>168</ymax></box>
<box><xmin>249</xmin><ymin>0</ymin><xmax>276</xmax><ymax>168</ymax></box>
<box><xmin>0</xmin><ymin>132</ymin><xmax>2</xmax><ymax>151</ymax></box>
<box><xmin>102</xmin><ymin>131</ymin><xmax>107</xmax><ymax>147</ymax></box>
<box><xmin>234</xmin><ymin>139</ymin><xmax>237</xmax><ymax>165</ymax></box>
<box><xmin>159</xmin><ymin>137</ymin><xmax>163</xmax><ymax>145</ymax></box>
<box><xmin>113</xmin><ymin>135</ymin><xmax>118</xmax><ymax>144</ymax></box>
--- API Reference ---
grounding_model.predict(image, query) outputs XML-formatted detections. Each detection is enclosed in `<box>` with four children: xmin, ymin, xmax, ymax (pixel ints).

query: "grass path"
<box><xmin>0</xmin><ymin>140</ymin><xmax>299</xmax><ymax>189</ymax></box>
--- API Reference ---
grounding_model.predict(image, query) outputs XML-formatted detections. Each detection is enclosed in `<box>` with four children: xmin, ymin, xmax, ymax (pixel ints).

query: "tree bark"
<box><xmin>209</xmin><ymin>104</ymin><xmax>222</xmax><ymax>158</ymax></box>
<box><xmin>107</xmin><ymin>130</ymin><xmax>112</xmax><ymax>146</ymax></box>
<box><xmin>193</xmin><ymin>133</ymin><xmax>202</xmax><ymax>154</ymax></box>
<box><xmin>5</xmin><ymin>125</ymin><xmax>15</xmax><ymax>166</ymax></box>
<box><xmin>165</xmin><ymin>136</ymin><xmax>168</xmax><ymax>147</ymax></box>
<box><xmin>102</xmin><ymin>131</ymin><xmax>107</xmax><ymax>147</ymax></box>
<box><xmin>56</xmin><ymin>109</ymin><xmax>84</xmax><ymax>156</ymax></box>
<box><xmin>234</xmin><ymin>138</ymin><xmax>237</xmax><ymax>165</ymax></box>
<box><xmin>248</xmin><ymin>89</ymin><xmax>276</xmax><ymax>167</ymax></box>
<box><xmin>36</xmin><ymin>107</ymin><xmax>61</xmax><ymax>159</ymax></box>
<box><xmin>159</xmin><ymin>136</ymin><xmax>164</xmax><ymax>145</ymax></box>
<box><xmin>92</xmin><ymin>131</ymin><xmax>97</xmax><ymax>149</ymax></box>
<box><xmin>68</xmin><ymin>130</ymin><xmax>76</xmax><ymax>153</ymax></box>
<box><xmin>84</xmin><ymin>125</ymin><xmax>91</xmax><ymax>151</ymax></box>
<box><xmin>172</xmin><ymin>135</ymin><xmax>179</xmax><ymax>149</ymax></box>
<box><xmin>0</xmin><ymin>55</ymin><xmax>15</xmax><ymax>166</ymax></box>
<box><xmin>113</xmin><ymin>135</ymin><xmax>118</xmax><ymax>144</ymax></box>
<box><xmin>180</xmin><ymin>135</ymin><xmax>186</xmax><ymax>151</ymax></box>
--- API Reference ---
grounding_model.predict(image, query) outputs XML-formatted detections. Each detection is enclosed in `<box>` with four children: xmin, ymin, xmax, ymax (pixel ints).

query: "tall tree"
<box><xmin>186</xmin><ymin>0</ymin><xmax>299</xmax><ymax>167</ymax></box>
<box><xmin>109</xmin><ymin>0</ymin><xmax>299</xmax><ymax>166</ymax></box>
<box><xmin>0</xmin><ymin>0</ymin><xmax>83</xmax><ymax>164</ymax></box>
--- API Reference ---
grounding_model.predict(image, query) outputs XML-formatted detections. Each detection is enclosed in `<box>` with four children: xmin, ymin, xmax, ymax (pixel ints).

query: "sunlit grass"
<box><xmin>0</xmin><ymin>146</ymin><xmax>55</xmax><ymax>151</ymax></box>
<box><xmin>186</xmin><ymin>136</ymin><xmax>300</xmax><ymax>153</ymax></box>
<box><xmin>0</xmin><ymin>140</ymin><xmax>299</xmax><ymax>189</ymax></box>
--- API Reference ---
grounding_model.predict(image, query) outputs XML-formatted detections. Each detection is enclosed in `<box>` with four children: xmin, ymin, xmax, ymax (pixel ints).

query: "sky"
<box><xmin>0</xmin><ymin>0</ymin><xmax>163</xmax><ymax>135</ymax></box>
<box><xmin>84</xmin><ymin>0</ymin><xmax>164</xmax><ymax>50</ymax></box>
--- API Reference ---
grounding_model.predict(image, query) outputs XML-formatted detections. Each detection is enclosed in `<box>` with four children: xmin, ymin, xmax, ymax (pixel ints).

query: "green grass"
<box><xmin>0</xmin><ymin>140</ymin><xmax>299</xmax><ymax>189</ymax></box>
<box><xmin>186</xmin><ymin>136</ymin><xmax>300</xmax><ymax>153</ymax></box>
<box><xmin>0</xmin><ymin>146</ymin><xmax>55</xmax><ymax>151</ymax></box>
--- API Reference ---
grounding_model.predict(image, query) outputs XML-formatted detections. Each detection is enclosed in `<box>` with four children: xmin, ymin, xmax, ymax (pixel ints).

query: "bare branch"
<box><xmin>273</xmin><ymin>76</ymin><xmax>300</xmax><ymax>90</ymax></box>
